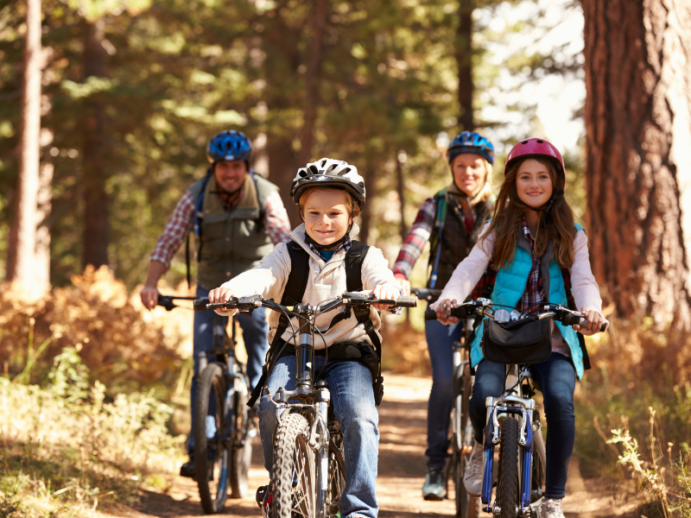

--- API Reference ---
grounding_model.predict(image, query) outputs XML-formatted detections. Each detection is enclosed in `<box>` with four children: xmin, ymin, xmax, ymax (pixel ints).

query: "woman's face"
<box><xmin>451</xmin><ymin>153</ymin><xmax>487</xmax><ymax>196</ymax></box>
<box><xmin>302</xmin><ymin>189</ymin><xmax>353</xmax><ymax>247</ymax></box>
<box><xmin>515</xmin><ymin>158</ymin><xmax>554</xmax><ymax>209</ymax></box>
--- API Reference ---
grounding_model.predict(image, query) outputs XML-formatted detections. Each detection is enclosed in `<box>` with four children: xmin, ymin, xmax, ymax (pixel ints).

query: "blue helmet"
<box><xmin>446</xmin><ymin>131</ymin><xmax>495</xmax><ymax>164</ymax></box>
<box><xmin>206</xmin><ymin>130</ymin><xmax>252</xmax><ymax>163</ymax></box>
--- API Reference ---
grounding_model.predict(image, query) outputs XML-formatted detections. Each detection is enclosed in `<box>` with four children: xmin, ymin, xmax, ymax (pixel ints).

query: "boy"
<box><xmin>209</xmin><ymin>158</ymin><xmax>400</xmax><ymax>518</ymax></box>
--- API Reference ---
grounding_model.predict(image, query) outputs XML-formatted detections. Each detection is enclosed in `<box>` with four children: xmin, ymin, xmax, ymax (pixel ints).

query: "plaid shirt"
<box><xmin>150</xmin><ymin>186</ymin><xmax>292</xmax><ymax>267</ymax></box>
<box><xmin>516</xmin><ymin>220</ymin><xmax>545</xmax><ymax>312</ymax></box>
<box><xmin>392</xmin><ymin>198</ymin><xmax>435</xmax><ymax>279</ymax></box>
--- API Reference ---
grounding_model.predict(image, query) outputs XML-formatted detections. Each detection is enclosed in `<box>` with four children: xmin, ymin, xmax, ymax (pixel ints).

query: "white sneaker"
<box><xmin>463</xmin><ymin>440</ymin><xmax>484</xmax><ymax>496</ymax></box>
<box><xmin>541</xmin><ymin>498</ymin><xmax>565</xmax><ymax>518</ymax></box>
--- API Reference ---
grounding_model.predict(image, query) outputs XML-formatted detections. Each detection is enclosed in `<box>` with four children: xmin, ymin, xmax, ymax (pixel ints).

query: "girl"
<box><xmin>392</xmin><ymin>131</ymin><xmax>495</xmax><ymax>500</ymax></box>
<box><xmin>432</xmin><ymin>138</ymin><xmax>607</xmax><ymax>518</ymax></box>
<box><xmin>209</xmin><ymin>158</ymin><xmax>400</xmax><ymax>518</ymax></box>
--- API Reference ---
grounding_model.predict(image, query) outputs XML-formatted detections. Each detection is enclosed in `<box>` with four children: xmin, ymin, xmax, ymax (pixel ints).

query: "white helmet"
<box><xmin>290</xmin><ymin>158</ymin><xmax>367</xmax><ymax>208</ymax></box>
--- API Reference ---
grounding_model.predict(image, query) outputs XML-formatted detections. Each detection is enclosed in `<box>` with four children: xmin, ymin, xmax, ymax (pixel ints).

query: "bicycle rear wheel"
<box><xmin>271</xmin><ymin>413</ymin><xmax>317</xmax><ymax>518</ymax></box>
<box><xmin>194</xmin><ymin>363</ymin><xmax>230</xmax><ymax>514</ymax></box>
<box><xmin>327</xmin><ymin>435</ymin><xmax>346</xmax><ymax>517</ymax></box>
<box><xmin>230</xmin><ymin>381</ymin><xmax>252</xmax><ymax>499</ymax></box>
<box><xmin>497</xmin><ymin>416</ymin><xmax>520</xmax><ymax>518</ymax></box>
<box><xmin>453</xmin><ymin>363</ymin><xmax>481</xmax><ymax>518</ymax></box>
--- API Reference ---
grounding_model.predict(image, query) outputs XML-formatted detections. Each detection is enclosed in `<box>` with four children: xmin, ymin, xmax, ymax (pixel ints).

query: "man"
<box><xmin>140</xmin><ymin>130</ymin><xmax>292</xmax><ymax>477</ymax></box>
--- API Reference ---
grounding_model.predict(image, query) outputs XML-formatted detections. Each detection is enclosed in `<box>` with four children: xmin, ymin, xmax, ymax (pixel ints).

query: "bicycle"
<box><xmin>426</xmin><ymin>299</ymin><xmax>606</xmax><ymax>518</ymax></box>
<box><xmin>413</xmin><ymin>288</ymin><xmax>481</xmax><ymax>518</ymax></box>
<box><xmin>158</xmin><ymin>294</ymin><xmax>254</xmax><ymax>514</ymax></box>
<box><xmin>194</xmin><ymin>291</ymin><xmax>417</xmax><ymax>518</ymax></box>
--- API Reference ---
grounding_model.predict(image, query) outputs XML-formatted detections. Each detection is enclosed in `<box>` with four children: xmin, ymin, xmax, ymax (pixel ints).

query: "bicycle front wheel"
<box><xmin>327</xmin><ymin>435</ymin><xmax>346</xmax><ymax>516</ymax></box>
<box><xmin>230</xmin><ymin>383</ymin><xmax>252</xmax><ymax>499</ymax></box>
<box><xmin>194</xmin><ymin>363</ymin><xmax>230</xmax><ymax>514</ymax></box>
<box><xmin>272</xmin><ymin>413</ymin><xmax>317</xmax><ymax>518</ymax></box>
<box><xmin>497</xmin><ymin>416</ymin><xmax>520</xmax><ymax>518</ymax></box>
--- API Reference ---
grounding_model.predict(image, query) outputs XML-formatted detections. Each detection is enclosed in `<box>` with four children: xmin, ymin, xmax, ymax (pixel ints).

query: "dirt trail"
<box><xmin>103</xmin><ymin>374</ymin><xmax>629</xmax><ymax>518</ymax></box>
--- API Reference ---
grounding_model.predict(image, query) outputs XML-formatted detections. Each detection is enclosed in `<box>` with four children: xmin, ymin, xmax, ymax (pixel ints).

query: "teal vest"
<box><xmin>470</xmin><ymin>223</ymin><xmax>586</xmax><ymax>379</ymax></box>
<box><xmin>190</xmin><ymin>173</ymin><xmax>278</xmax><ymax>289</ymax></box>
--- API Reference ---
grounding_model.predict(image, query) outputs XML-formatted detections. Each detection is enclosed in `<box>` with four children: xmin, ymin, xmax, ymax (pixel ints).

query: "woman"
<box><xmin>393</xmin><ymin>131</ymin><xmax>495</xmax><ymax>500</ymax></box>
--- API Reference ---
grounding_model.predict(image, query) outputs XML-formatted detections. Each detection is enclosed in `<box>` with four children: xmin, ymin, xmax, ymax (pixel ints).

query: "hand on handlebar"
<box><xmin>140</xmin><ymin>286</ymin><xmax>159</xmax><ymax>311</ymax></box>
<box><xmin>372</xmin><ymin>284</ymin><xmax>402</xmax><ymax>311</ymax></box>
<box><xmin>208</xmin><ymin>286</ymin><xmax>237</xmax><ymax>315</ymax></box>
<box><xmin>573</xmin><ymin>307</ymin><xmax>608</xmax><ymax>335</ymax></box>
<box><xmin>435</xmin><ymin>298</ymin><xmax>460</xmax><ymax>326</ymax></box>
<box><xmin>394</xmin><ymin>273</ymin><xmax>411</xmax><ymax>296</ymax></box>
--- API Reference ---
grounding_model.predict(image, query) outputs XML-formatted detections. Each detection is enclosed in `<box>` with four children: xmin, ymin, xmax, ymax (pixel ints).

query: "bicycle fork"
<box><xmin>481</xmin><ymin>395</ymin><xmax>537</xmax><ymax>516</ymax></box>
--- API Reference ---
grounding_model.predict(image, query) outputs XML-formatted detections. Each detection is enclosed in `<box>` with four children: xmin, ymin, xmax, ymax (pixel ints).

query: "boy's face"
<box><xmin>302</xmin><ymin>190</ymin><xmax>352</xmax><ymax>247</ymax></box>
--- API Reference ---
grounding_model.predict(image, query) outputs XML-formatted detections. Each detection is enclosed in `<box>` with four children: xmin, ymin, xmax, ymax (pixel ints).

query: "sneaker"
<box><xmin>179</xmin><ymin>459</ymin><xmax>195</xmax><ymax>478</ymax></box>
<box><xmin>541</xmin><ymin>498</ymin><xmax>565</xmax><ymax>518</ymax></box>
<box><xmin>463</xmin><ymin>440</ymin><xmax>484</xmax><ymax>496</ymax></box>
<box><xmin>422</xmin><ymin>466</ymin><xmax>445</xmax><ymax>500</ymax></box>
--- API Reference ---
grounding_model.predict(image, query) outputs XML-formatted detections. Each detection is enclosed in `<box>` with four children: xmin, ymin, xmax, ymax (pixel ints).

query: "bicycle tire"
<box><xmin>271</xmin><ymin>413</ymin><xmax>317</xmax><ymax>518</ymax></box>
<box><xmin>230</xmin><ymin>385</ymin><xmax>252</xmax><ymax>499</ymax></box>
<box><xmin>497</xmin><ymin>416</ymin><xmax>520</xmax><ymax>518</ymax></box>
<box><xmin>531</xmin><ymin>425</ymin><xmax>546</xmax><ymax>501</ymax></box>
<box><xmin>454</xmin><ymin>363</ymin><xmax>481</xmax><ymax>517</ymax></box>
<box><xmin>327</xmin><ymin>436</ymin><xmax>346</xmax><ymax>517</ymax></box>
<box><xmin>194</xmin><ymin>363</ymin><xmax>230</xmax><ymax>514</ymax></box>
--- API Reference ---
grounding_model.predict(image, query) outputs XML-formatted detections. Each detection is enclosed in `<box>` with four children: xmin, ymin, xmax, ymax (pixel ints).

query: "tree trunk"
<box><xmin>266</xmin><ymin>135</ymin><xmax>299</xmax><ymax>226</ymax></box>
<box><xmin>8</xmin><ymin>0</ymin><xmax>42</xmax><ymax>294</ymax></box>
<box><xmin>298</xmin><ymin>0</ymin><xmax>328</xmax><ymax>166</ymax></box>
<box><xmin>396</xmin><ymin>152</ymin><xmax>406</xmax><ymax>242</ymax></box>
<box><xmin>456</xmin><ymin>0</ymin><xmax>474</xmax><ymax>131</ymax></box>
<box><xmin>582</xmin><ymin>0</ymin><xmax>691</xmax><ymax>328</ymax></box>
<box><xmin>359</xmin><ymin>160</ymin><xmax>377</xmax><ymax>245</ymax></box>
<box><xmin>82</xmin><ymin>18</ymin><xmax>109</xmax><ymax>269</ymax></box>
<box><xmin>35</xmin><ymin>126</ymin><xmax>53</xmax><ymax>293</ymax></box>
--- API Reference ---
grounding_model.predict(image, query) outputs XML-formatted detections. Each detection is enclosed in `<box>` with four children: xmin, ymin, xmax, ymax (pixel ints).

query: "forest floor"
<box><xmin>97</xmin><ymin>374</ymin><xmax>643</xmax><ymax>518</ymax></box>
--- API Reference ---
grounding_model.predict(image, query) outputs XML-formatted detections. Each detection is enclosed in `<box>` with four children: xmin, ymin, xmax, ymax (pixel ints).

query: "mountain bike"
<box><xmin>194</xmin><ymin>292</ymin><xmax>417</xmax><ymax>518</ymax></box>
<box><xmin>426</xmin><ymin>299</ymin><xmax>606</xmax><ymax>518</ymax></box>
<box><xmin>414</xmin><ymin>288</ymin><xmax>481</xmax><ymax>518</ymax></box>
<box><xmin>158</xmin><ymin>294</ymin><xmax>254</xmax><ymax>514</ymax></box>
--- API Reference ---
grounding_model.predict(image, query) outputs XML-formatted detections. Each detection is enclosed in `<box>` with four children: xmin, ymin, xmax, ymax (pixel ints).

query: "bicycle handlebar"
<box><xmin>411</xmin><ymin>288</ymin><xmax>442</xmax><ymax>301</ymax></box>
<box><xmin>157</xmin><ymin>294</ymin><xmax>197</xmax><ymax>311</ymax></box>
<box><xmin>424</xmin><ymin>301</ymin><xmax>607</xmax><ymax>333</ymax></box>
<box><xmin>193</xmin><ymin>293</ymin><xmax>418</xmax><ymax>312</ymax></box>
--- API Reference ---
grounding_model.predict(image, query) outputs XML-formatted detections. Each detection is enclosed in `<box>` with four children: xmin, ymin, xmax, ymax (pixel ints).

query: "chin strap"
<box><xmin>304</xmin><ymin>224</ymin><xmax>353</xmax><ymax>251</ymax></box>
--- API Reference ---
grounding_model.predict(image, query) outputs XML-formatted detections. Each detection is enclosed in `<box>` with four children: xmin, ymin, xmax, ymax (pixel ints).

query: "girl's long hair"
<box><xmin>482</xmin><ymin>156</ymin><xmax>576</xmax><ymax>270</ymax></box>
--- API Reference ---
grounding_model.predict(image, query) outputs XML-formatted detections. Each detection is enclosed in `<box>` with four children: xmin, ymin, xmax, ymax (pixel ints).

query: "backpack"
<box><xmin>248</xmin><ymin>239</ymin><xmax>385</xmax><ymax>407</ymax></box>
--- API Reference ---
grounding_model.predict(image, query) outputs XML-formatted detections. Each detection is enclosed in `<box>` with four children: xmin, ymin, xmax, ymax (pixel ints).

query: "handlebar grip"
<box><xmin>425</xmin><ymin>309</ymin><xmax>438</xmax><ymax>320</ymax></box>
<box><xmin>193</xmin><ymin>298</ymin><xmax>210</xmax><ymax>311</ymax></box>
<box><xmin>396</xmin><ymin>296</ymin><xmax>417</xmax><ymax>308</ymax></box>
<box><xmin>600</xmin><ymin>322</ymin><xmax>608</xmax><ymax>332</ymax></box>
<box><xmin>562</xmin><ymin>313</ymin><xmax>609</xmax><ymax>333</ymax></box>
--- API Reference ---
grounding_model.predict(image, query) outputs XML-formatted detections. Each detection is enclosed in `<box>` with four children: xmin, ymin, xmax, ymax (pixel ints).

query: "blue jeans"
<box><xmin>468</xmin><ymin>354</ymin><xmax>576</xmax><ymax>499</ymax></box>
<box><xmin>187</xmin><ymin>285</ymin><xmax>270</xmax><ymax>457</ymax></box>
<box><xmin>259</xmin><ymin>355</ymin><xmax>379</xmax><ymax>518</ymax></box>
<box><xmin>424</xmin><ymin>318</ymin><xmax>464</xmax><ymax>469</ymax></box>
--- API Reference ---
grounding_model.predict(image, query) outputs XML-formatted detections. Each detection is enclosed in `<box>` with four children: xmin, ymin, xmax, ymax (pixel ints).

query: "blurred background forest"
<box><xmin>2</xmin><ymin>0</ymin><xmax>691</xmax><ymax>516</ymax></box>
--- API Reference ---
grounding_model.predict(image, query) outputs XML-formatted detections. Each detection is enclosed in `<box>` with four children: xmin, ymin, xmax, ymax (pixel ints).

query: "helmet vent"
<box><xmin>298</xmin><ymin>169</ymin><xmax>307</xmax><ymax>177</ymax></box>
<box><xmin>522</xmin><ymin>140</ymin><xmax>528</xmax><ymax>144</ymax></box>
<box><xmin>537</xmin><ymin>139</ymin><xmax>544</xmax><ymax>143</ymax></box>
<box><xmin>309</xmin><ymin>165</ymin><xmax>320</xmax><ymax>175</ymax></box>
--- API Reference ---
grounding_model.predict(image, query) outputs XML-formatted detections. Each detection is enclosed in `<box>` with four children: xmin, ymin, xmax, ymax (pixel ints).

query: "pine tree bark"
<box><xmin>35</xmin><ymin>126</ymin><xmax>53</xmax><ymax>293</ymax></box>
<box><xmin>582</xmin><ymin>0</ymin><xmax>691</xmax><ymax>328</ymax></box>
<box><xmin>82</xmin><ymin>18</ymin><xmax>109</xmax><ymax>269</ymax></box>
<box><xmin>456</xmin><ymin>0</ymin><xmax>475</xmax><ymax>131</ymax></box>
<box><xmin>298</xmin><ymin>0</ymin><xmax>328</xmax><ymax>167</ymax></box>
<box><xmin>358</xmin><ymin>161</ymin><xmax>376</xmax><ymax>245</ymax></box>
<box><xmin>9</xmin><ymin>0</ymin><xmax>42</xmax><ymax>293</ymax></box>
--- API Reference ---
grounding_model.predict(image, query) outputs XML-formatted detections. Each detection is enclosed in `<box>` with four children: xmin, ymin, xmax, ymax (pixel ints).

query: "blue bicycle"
<box><xmin>428</xmin><ymin>299</ymin><xmax>605</xmax><ymax>518</ymax></box>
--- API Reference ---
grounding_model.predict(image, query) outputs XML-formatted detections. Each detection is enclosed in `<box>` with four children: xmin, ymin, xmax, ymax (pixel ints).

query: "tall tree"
<box><xmin>8</xmin><ymin>0</ymin><xmax>42</xmax><ymax>295</ymax></box>
<box><xmin>298</xmin><ymin>0</ymin><xmax>329</xmax><ymax>166</ymax></box>
<box><xmin>82</xmin><ymin>17</ymin><xmax>109</xmax><ymax>268</ymax></box>
<box><xmin>456</xmin><ymin>0</ymin><xmax>475</xmax><ymax>131</ymax></box>
<box><xmin>582</xmin><ymin>0</ymin><xmax>691</xmax><ymax>327</ymax></box>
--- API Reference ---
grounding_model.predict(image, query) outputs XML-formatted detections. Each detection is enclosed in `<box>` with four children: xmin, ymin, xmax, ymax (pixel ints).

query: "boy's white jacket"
<box><xmin>218</xmin><ymin>224</ymin><xmax>400</xmax><ymax>350</ymax></box>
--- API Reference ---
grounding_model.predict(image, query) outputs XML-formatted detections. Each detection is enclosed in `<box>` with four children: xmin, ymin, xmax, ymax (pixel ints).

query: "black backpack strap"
<box><xmin>248</xmin><ymin>240</ymin><xmax>310</xmax><ymax>407</ymax></box>
<box><xmin>345</xmin><ymin>241</ymin><xmax>381</xmax><ymax>359</ymax></box>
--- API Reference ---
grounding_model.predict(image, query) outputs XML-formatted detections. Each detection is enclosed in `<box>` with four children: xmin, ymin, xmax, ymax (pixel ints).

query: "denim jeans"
<box><xmin>187</xmin><ymin>285</ymin><xmax>270</xmax><ymax>457</ymax></box>
<box><xmin>424</xmin><ymin>318</ymin><xmax>464</xmax><ymax>469</ymax></box>
<box><xmin>258</xmin><ymin>355</ymin><xmax>379</xmax><ymax>518</ymax></box>
<box><xmin>468</xmin><ymin>354</ymin><xmax>576</xmax><ymax>499</ymax></box>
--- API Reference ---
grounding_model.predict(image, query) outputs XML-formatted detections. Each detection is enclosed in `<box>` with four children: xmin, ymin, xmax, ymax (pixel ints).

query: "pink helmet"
<box><xmin>504</xmin><ymin>138</ymin><xmax>565</xmax><ymax>184</ymax></box>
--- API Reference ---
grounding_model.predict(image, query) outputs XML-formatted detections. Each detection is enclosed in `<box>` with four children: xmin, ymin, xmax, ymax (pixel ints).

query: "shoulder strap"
<box><xmin>345</xmin><ymin>240</ymin><xmax>368</xmax><ymax>292</ymax></box>
<box><xmin>271</xmin><ymin>241</ymin><xmax>310</xmax><ymax>347</ymax></box>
